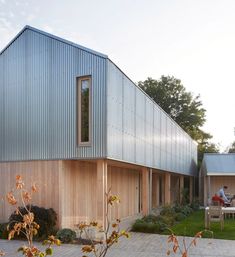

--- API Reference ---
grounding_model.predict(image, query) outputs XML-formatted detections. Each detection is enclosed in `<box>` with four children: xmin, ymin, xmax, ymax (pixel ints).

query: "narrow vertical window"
<box><xmin>77</xmin><ymin>76</ymin><xmax>91</xmax><ymax>145</ymax></box>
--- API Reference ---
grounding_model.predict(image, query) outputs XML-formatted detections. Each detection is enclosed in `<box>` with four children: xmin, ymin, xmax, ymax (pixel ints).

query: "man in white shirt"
<box><xmin>217</xmin><ymin>186</ymin><xmax>230</xmax><ymax>203</ymax></box>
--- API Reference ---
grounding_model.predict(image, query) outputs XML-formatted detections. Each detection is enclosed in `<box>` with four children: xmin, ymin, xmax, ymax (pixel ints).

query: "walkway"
<box><xmin>0</xmin><ymin>232</ymin><xmax>234</xmax><ymax>257</ymax></box>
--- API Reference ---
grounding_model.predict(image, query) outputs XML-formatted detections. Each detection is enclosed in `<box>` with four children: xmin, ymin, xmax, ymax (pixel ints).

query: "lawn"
<box><xmin>165</xmin><ymin>210</ymin><xmax>235</xmax><ymax>240</ymax></box>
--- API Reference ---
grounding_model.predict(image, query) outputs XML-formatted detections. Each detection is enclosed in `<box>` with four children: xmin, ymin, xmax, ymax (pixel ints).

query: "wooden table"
<box><xmin>205</xmin><ymin>207</ymin><xmax>235</xmax><ymax>228</ymax></box>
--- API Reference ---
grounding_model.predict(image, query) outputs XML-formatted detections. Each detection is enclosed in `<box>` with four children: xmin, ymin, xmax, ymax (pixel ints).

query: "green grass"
<box><xmin>164</xmin><ymin>210</ymin><xmax>235</xmax><ymax>240</ymax></box>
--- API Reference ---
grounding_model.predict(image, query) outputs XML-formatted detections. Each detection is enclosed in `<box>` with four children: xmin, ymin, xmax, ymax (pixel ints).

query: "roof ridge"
<box><xmin>0</xmin><ymin>25</ymin><xmax>108</xmax><ymax>59</ymax></box>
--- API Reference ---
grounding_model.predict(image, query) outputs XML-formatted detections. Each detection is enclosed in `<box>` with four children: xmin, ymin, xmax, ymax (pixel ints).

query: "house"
<box><xmin>0</xmin><ymin>26</ymin><xmax>197</xmax><ymax>229</ymax></box>
<box><xmin>199</xmin><ymin>153</ymin><xmax>235</xmax><ymax>206</ymax></box>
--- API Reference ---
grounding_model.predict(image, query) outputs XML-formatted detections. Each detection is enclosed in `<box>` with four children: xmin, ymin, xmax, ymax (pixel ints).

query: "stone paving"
<box><xmin>0</xmin><ymin>232</ymin><xmax>234</xmax><ymax>257</ymax></box>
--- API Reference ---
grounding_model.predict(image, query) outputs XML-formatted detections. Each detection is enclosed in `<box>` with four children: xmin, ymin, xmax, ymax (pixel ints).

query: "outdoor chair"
<box><xmin>212</xmin><ymin>200</ymin><xmax>220</xmax><ymax>206</ymax></box>
<box><xmin>208</xmin><ymin>205</ymin><xmax>224</xmax><ymax>230</ymax></box>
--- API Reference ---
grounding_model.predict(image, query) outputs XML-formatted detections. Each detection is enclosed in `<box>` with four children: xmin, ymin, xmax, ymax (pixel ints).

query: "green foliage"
<box><xmin>132</xmin><ymin>203</ymin><xmax>199</xmax><ymax>234</ymax></box>
<box><xmin>175</xmin><ymin>212</ymin><xmax>186</xmax><ymax>221</ymax></box>
<box><xmin>160</xmin><ymin>205</ymin><xmax>176</xmax><ymax>217</ymax></box>
<box><xmin>45</xmin><ymin>247</ymin><xmax>53</xmax><ymax>255</ymax></box>
<box><xmin>228</xmin><ymin>141</ymin><xmax>235</xmax><ymax>153</ymax></box>
<box><xmin>142</xmin><ymin>214</ymin><xmax>159</xmax><ymax>223</ymax></box>
<box><xmin>190</xmin><ymin>199</ymin><xmax>200</xmax><ymax>211</ymax></box>
<box><xmin>197</xmin><ymin>133</ymin><xmax>220</xmax><ymax>166</ymax></box>
<box><xmin>159</xmin><ymin>215</ymin><xmax>175</xmax><ymax>226</ymax></box>
<box><xmin>166</xmin><ymin>210</ymin><xmax>235</xmax><ymax>240</ymax></box>
<box><xmin>9</xmin><ymin>205</ymin><xmax>57</xmax><ymax>238</ymax></box>
<box><xmin>173</xmin><ymin>203</ymin><xmax>182</xmax><ymax>213</ymax></box>
<box><xmin>132</xmin><ymin>218</ymin><xmax>166</xmax><ymax>233</ymax></box>
<box><xmin>138</xmin><ymin>76</ymin><xmax>206</xmax><ymax>136</ymax></box>
<box><xmin>56</xmin><ymin>228</ymin><xmax>76</xmax><ymax>243</ymax></box>
<box><xmin>180</xmin><ymin>188</ymin><xmax>189</xmax><ymax>205</ymax></box>
<box><xmin>0</xmin><ymin>223</ymin><xmax>9</xmax><ymax>239</ymax></box>
<box><xmin>180</xmin><ymin>205</ymin><xmax>193</xmax><ymax>216</ymax></box>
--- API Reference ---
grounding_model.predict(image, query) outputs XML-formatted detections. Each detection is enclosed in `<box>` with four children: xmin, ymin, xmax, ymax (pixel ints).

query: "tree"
<box><xmin>138</xmin><ymin>76</ymin><xmax>219</xmax><ymax>166</ymax></box>
<box><xmin>228</xmin><ymin>141</ymin><xmax>235</xmax><ymax>153</ymax></box>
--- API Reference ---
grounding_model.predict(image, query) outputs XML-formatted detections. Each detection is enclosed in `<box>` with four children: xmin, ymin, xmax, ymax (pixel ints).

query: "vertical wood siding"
<box><xmin>59</xmin><ymin>160</ymin><xmax>97</xmax><ymax>228</ymax></box>
<box><xmin>0</xmin><ymin>161</ymin><xmax>60</xmax><ymax>224</ymax></box>
<box><xmin>107</xmin><ymin>165</ymin><xmax>140</xmax><ymax>219</ymax></box>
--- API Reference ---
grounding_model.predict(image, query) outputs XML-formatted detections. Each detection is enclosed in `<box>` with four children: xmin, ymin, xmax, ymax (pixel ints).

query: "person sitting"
<box><xmin>212</xmin><ymin>194</ymin><xmax>224</xmax><ymax>205</ymax></box>
<box><xmin>217</xmin><ymin>186</ymin><xmax>230</xmax><ymax>203</ymax></box>
<box><xmin>211</xmin><ymin>186</ymin><xmax>231</xmax><ymax>206</ymax></box>
<box><xmin>216</xmin><ymin>186</ymin><xmax>232</xmax><ymax>206</ymax></box>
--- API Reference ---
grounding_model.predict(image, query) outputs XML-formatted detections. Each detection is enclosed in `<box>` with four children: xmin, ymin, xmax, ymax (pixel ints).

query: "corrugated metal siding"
<box><xmin>203</xmin><ymin>154</ymin><xmax>235</xmax><ymax>174</ymax></box>
<box><xmin>107</xmin><ymin>60</ymin><xmax>197</xmax><ymax>176</ymax></box>
<box><xmin>0</xmin><ymin>54</ymin><xmax>3</xmax><ymax>161</ymax></box>
<box><xmin>0</xmin><ymin>28</ymin><xmax>107</xmax><ymax>161</ymax></box>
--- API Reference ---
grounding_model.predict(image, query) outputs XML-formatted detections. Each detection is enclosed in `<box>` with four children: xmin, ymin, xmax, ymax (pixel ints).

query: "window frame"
<box><xmin>77</xmin><ymin>75</ymin><xmax>92</xmax><ymax>146</ymax></box>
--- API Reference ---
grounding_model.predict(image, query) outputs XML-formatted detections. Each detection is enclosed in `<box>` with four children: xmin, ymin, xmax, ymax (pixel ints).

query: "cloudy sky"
<box><xmin>1</xmin><ymin>0</ymin><xmax>235</xmax><ymax>151</ymax></box>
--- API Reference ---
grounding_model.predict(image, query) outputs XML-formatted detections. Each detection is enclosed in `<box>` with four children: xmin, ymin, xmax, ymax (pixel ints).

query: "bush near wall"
<box><xmin>9</xmin><ymin>205</ymin><xmax>57</xmax><ymax>239</ymax></box>
<box><xmin>0</xmin><ymin>223</ymin><xmax>9</xmax><ymax>239</ymax></box>
<box><xmin>132</xmin><ymin>203</ymin><xmax>198</xmax><ymax>234</ymax></box>
<box><xmin>56</xmin><ymin>228</ymin><xmax>76</xmax><ymax>243</ymax></box>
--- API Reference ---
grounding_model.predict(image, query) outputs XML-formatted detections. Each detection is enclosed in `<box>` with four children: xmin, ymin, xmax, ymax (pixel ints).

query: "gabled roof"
<box><xmin>0</xmin><ymin>25</ymin><xmax>108</xmax><ymax>59</ymax></box>
<box><xmin>203</xmin><ymin>153</ymin><xmax>235</xmax><ymax>175</ymax></box>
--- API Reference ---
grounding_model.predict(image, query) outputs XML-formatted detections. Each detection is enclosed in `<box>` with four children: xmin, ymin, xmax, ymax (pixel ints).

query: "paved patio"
<box><xmin>0</xmin><ymin>232</ymin><xmax>234</xmax><ymax>257</ymax></box>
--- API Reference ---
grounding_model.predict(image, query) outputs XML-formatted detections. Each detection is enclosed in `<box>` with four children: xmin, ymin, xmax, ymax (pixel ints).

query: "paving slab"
<box><xmin>0</xmin><ymin>232</ymin><xmax>234</xmax><ymax>257</ymax></box>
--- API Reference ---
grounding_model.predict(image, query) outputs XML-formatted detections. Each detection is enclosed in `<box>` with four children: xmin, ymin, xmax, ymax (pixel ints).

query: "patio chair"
<box><xmin>208</xmin><ymin>205</ymin><xmax>224</xmax><ymax>230</ymax></box>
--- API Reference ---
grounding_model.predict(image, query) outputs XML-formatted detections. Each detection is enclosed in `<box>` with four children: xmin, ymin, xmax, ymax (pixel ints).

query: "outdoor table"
<box><xmin>205</xmin><ymin>206</ymin><xmax>235</xmax><ymax>228</ymax></box>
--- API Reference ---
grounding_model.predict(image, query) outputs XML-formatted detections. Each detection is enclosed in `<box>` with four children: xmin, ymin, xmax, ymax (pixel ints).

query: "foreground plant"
<box><xmin>76</xmin><ymin>189</ymin><xmax>129</xmax><ymax>257</ymax></box>
<box><xmin>6</xmin><ymin>175</ymin><xmax>60</xmax><ymax>256</ymax></box>
<box><xmin>167</xmin><ymin>229</ymin><xmax>213</xmax><ymax>257</ymax></box>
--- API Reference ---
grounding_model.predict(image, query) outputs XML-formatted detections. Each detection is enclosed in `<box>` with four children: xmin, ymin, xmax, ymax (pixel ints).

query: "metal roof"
<box><xmin>203</xmin><ymin>153</ymin><xmax>235</xmax><ymax>175</ymax></box>
<box><xmin>0</xmin><ymin>25</ymin><xmax>108</xmax><ymax>59</ymax></box>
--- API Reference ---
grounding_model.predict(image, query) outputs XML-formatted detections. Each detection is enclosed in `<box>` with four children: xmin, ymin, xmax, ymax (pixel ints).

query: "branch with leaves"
<box><xmin>167</xmin><ymin>230</ymin><xmax>213</xmax><ymax>257</ymax></box>
<box><xmin>76</xmin><ymin>189</ymin><xmax>129</xmax><ymax>257</ymax></box>
<box><xmin>6</xmin><ymin>175</ymin><xmax>60</xmax><ymax>257</ymax></box>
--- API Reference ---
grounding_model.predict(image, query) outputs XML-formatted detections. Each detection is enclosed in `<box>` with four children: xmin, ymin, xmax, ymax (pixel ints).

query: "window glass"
<box><xmin>77</xmin><ymin>76</ymin><xmax>91</xmax><ymax>145</ymax></box>
<box><xmin>81</xmin><ymin>79</ymin><xmax>90</xmax><ymax>142</ymax></box>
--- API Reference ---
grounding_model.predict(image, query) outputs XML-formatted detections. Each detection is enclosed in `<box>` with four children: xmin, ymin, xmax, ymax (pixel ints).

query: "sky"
<box><xmin>0</xmin><ymin>0</ymin><xmax>235</xmax><ymax>151</ymax></box>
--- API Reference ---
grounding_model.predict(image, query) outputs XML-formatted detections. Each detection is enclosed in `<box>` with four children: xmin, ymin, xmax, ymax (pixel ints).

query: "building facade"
<box><xmin>0</xmin><ymin>26</ymin><xmax>197</xmax><ymax>229</ymax></box>
<box><xmin>200</xmin><ymin>153</ymin><xmax>235</xmax><ymax>206</ymax></box>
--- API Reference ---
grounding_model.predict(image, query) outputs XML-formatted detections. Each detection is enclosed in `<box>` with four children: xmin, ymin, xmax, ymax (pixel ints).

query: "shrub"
<box><xmin>181</xmin><ymin>188</ymin><xmax>190</xmax><ymax>205</ymax></box>
<box><xmin>160</xmin><ymin>205</ymin><xmax>176</xmax><ymax>217</ymax></box>
<box><xmin>132</xmin><ymin>220</ymin><xmax>161</xmax><ymax>233</ymax></box>
<box><xmin>190</xmin><ymin>199</ymin><xmax>200</xmax><ymax>211</ymax></box>
<box><xmin>181</xmin><ymin>205</ymin><xmax>193</xmax><ymax>216</ymax></box>
<box><xmin>9</xmin><ymin>205</ymin><xmax>57</xmax><ymax>238</ymax></box>
<box><xmin>0</xmin><ymin>223</ymin><xmax>8</xmax><ymax>239</ymax></box>
<box><xmin>175</xmin><ymin>212</ymin><xmax>186</xmax><ymax>221</ymax></box>
<box><xmin>173</xmin><ymin>203</ymin><xmax>183</xmax><ymax>213</ymax></box>
<box><xmin>132</xmin><ymin>218</ymin><xmax>167</xmax><ymax>233</ymax></box>
<box><xmin>56</xmin><ymin>228</ymin><xmax>76</xmax><ymax>243</ymax></box>
<box><xmin>159</xmin><ymin>215</ymin><xmax>175</xmax><ymax>226</ymax></box>
<box><xmin>142</xmin><ymin>214</ymin><xmax>159</xmax><ymax>223</ymax></box>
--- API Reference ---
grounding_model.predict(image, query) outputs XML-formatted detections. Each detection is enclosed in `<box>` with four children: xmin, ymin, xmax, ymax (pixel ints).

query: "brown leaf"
<box><xmin>31</xmin><ymin>183</ymin><xmax>38</xmax><ymax>193</ymax></box>
<box><xmin>6</xmin><ymin>191</ymin><xmax>17</xmax><ymax>205</ymax></box>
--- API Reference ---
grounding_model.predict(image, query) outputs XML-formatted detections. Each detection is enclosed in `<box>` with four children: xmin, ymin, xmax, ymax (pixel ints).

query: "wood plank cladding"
<box><xmin>152</xmin><ymin>171</ymin><xmax>165</xmax><ymax>208</ymax></box>
<box><xmin>209</xmin><ymin>176</ymin><xmax>235</xmax><ymax>198</ymax></box>
<box><xmin>108</xmin><ymin>165</ymin><xmax>140</xmax><ymax>219</ymax></box>
<box><xmin>0</xmin><ymin>161</ymin><xmax>60</xmax><ymax>224</ymax></box>
<box><xmin>60</xmin><ymin>160</ymin><xmax>97</xmax><ymax>228</ymax></box>
<box><xmin>0</xmin><ymin>160</ymin><xmax>142</xmax><ymax>229</ymax></box>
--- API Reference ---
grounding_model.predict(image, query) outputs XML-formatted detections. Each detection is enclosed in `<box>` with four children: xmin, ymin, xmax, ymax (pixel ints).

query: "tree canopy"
<box><xmin>138</xmin><ymin>76</ymin><xmax>219</xmax><ymax>166</ymax></box>
<box><xmin>228</xmin><ymin>141</ymin><xmax>235</xmax><ymax>153</ymax></box>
